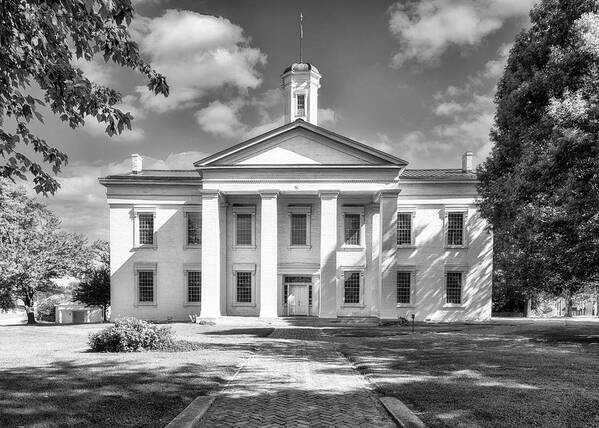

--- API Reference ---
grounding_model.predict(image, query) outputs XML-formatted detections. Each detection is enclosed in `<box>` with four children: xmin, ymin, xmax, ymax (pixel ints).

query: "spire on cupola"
<box><xmin>281</xmin><ymin>13</ymin><xmax>322</xmax><ymax>126</ymax></box>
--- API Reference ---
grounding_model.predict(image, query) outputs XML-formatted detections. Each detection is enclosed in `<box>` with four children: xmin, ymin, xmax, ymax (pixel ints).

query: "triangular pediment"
<box><xmin>195</xmin><ymin>121</ymin><xmax>407</xmax><ymax>167</ymax></box>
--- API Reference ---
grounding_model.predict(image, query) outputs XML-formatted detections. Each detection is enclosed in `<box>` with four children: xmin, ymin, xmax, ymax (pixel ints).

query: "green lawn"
<box><xmin>0</xmin><ymin>323</ymin><xmax>269</xmax><ymax>427</ymax></box>
<box><xmin>325</xmin><ymin>321</ymin><xmax>599</xmax><ymax>428</ymax></box>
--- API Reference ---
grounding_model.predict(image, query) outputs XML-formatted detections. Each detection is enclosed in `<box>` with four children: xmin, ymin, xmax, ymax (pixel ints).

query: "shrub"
<box><xmin>36</xmin><ymin>295</ymin><xmax>63</xmax><ymax>322</ymax></box>
<box><xmin>89</xmin><ymin>317</ymin><xmax>174</xmax><ymax>352</ymax></box>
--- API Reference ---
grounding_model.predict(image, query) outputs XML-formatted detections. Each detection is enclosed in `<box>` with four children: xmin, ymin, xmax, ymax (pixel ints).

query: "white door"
<box><xmin>288</xmin><ymin>285</ymin><xmax>309</xmax><ymax>316</ymax></box>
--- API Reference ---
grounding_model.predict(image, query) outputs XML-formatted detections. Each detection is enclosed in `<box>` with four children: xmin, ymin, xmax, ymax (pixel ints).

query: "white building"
<box><xmin>100</xmin><ymin>62</ymin><xmax>492</xmax><ymax>322</ymax></box>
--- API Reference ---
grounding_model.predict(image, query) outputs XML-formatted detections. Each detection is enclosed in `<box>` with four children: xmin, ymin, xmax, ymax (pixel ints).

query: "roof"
<box><xmin>99</xmin><ymin>169</ymin><xmax>200</xmax><ymax>186</ymax></box>
<box><xmin>195</xmin><ymin>119</ymin><xmax>408</xmax><ymax>167</ymax></box>
<box><xmin>401</xmin><ymin>169</ymin><xmax>478</xmax><ymax>181</ymax></box>
<box><xmin>282</xmin><ymin>62</ymin><xmax>320</xmax><ymax>74</ymax></box>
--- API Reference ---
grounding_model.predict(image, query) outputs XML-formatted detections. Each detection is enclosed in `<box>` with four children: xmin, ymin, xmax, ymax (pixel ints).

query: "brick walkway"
<box><xmin>199</xmin><ymin>328</ymin><xmax>396</xmax><ymax>427</ymax></box>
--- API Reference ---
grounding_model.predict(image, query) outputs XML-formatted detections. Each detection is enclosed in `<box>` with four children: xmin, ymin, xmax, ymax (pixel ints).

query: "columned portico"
<box><xmin>318</xmin><ymin>190</ymin><xmax>339</xmax><ymax>318</ymax></box>
<box><xmin>201</xmin><ymin>189</ymin><xmax>225</xmax><ymax>318</ymax></box>
<box><xmin>377</xmin><ymin>190</ymin><xmax>401</xmax><ymax>318</ymax></box>
<box><xmin>259</xmin><ymin>190</ymin><xmax>279</xmax><ymax>317</ymax></box>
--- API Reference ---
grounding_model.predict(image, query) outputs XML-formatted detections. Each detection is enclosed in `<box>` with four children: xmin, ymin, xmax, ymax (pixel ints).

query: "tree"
<box><xmin>0</xmin><ymin>180</ymin><xmax>90</xmax><ymax>323</ymax></box>
<box><xmin>72</xmin><ymin>240</ymin><xmax>110</xmax><ymax>321</ymax></box>
<box><xmin>478</xmin><ymin>0</ymin><xmax>599</xmax><ymax>316</ymax></box>
<box><xmin>0</xmin><ymin>0</ymin><xmax>168</xmax><ymax>195</ymax></box>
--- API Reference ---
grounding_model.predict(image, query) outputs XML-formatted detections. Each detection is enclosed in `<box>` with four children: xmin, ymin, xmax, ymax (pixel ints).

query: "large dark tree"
<box><xmin>72</xmin><ymin>240</ymin><xmax>110</xmax><ymax>321</ymax></box>
<box><xmin>0</xmin><ymin>0</ymin><xmax>168</xmax><ymax>195</ymax></box>
<box><xmin>0</xmin><ymin>180</ymin><xmax>89</xmax><ymax>323</ymax></box>
<box><xmin>478</xmin><ymin>0</ymin><xmax>599</xmax><ymax>316</ymax></box>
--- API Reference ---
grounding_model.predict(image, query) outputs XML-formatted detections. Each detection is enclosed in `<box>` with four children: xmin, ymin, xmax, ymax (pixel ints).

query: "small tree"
<box><xmin>0</xmin><ymin>180</ymin><xmax>89</xmax><ymax>323</ymax></box>
<box><xmin>72</xmin><ymin>240</ymin><xmax>110</xmax><ymax>321</ymax></box>
<box><xmin>73</xmin><ymin>267</ymin><xmax>110</xmax><ymax>322</ymax></box>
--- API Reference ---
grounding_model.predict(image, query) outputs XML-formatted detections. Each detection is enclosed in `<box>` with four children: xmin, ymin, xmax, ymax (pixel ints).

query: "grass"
<box><xmin>0</xmin><ymin>323</ymin><xmax>263</xmax><ymax>427</ymax></box>
<box><xmin>325</xmin><ymin>321</ymin><xmax>599</xmax><ymax>427</ymax></box>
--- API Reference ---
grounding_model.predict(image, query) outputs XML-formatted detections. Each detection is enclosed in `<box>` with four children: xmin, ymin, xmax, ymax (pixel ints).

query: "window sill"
<box><xmin>341</xmin><ymin>304</ymin><xmax>366</xmax><ymax>309</ymax></box>
<box><xmin>133</xmin><ymin>245</ymin><xmax>157</xmax><ymax>250</ymax></box>
<box><xmin>445</xmin><ymin>245</ymin><xmax>468</xmax><ymax>250</ymax></box>
<box><xmin>136</xmin><ymin>302</ymin><xmax>157</xmax><ymax>306</ymax></box>
<box><xmin>233</xmin><ymin>245</ymin><xmax>256</xmax><ymax>250</ymax></box>
<box><xmin>288</xmin><ymin>245</ymin><xmax>312</xmax><ymax>250</ymax></box>
<box><xmin>397</xmin><ymin>245</ymin><xmax>416</xmax><ymax>249</ymax></box>
<box><xmin>442</xmin><ymin>304</ymin><xmax>465</xmax><ymax>309</ymax></box>
<box><xmin>184</xmin><ymin>244</ymin><xmax>202</xmax><ymax>250</ymax></box>
<box><xmin>232</xmin><ymin>302</ymin><xmax>256</xmax><ymax>307</ymax></box>
<box><xmin>340</xmin><ymin>245</ymin><xmax>364</xmax><ymax>252</ymax></box>
<box><xmin>184</xmin><ymin>302</ymin><xmax>202</xmax><ymax>307</ymax></box>
<box><xmin>396</xmin><ymin>304</ymin><xmax>416</xmax><ymax>308</ymax></box>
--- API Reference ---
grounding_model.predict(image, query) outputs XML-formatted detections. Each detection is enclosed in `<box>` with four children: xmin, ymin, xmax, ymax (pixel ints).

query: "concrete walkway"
<box><xmin>198</xmin><ymin>328</ymin><xmax>396</xmax><ymax>427</ymax></box>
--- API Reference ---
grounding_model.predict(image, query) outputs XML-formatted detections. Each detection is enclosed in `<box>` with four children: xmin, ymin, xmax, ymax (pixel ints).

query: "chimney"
<box><xmin>462</xmin><ymin>151</ymin><xmax>473</xmax><ymax>173</ymax></box>
<box><xmin>131</xmin><ymin>153</ymin><xmax>142</xmax><ymax>174</ymax></box>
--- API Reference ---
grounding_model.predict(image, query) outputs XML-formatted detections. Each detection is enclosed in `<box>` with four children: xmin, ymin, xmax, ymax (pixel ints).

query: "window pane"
<box><xmin>344</xmin><ymin>214</ymin><xmax>361</xmax><ymax>245</ymax></box>
<box><xmin>344</xmin><ymin>272</ymin><xmax>361</xmax><ymax>304</ymax></box>
<box><xmin>309</xmin><ymin>285</ymin><xmax>313</xmax><ymax>306</ymax></box>
<box><xmin>297</xmin><ymin>94</ymin><xmax>305</xmax><ymax>116</ymax></box>
<box><xmin>187</xmin><ymin>271</ymin><xmax>201</xmax><ymax>303</ymax></box>
<box><xmin>139</xmin><ymin>214</ymin><xmax>154</xmax><ymax>245</ymax></box>
<box><xmin>138</xmin><ymin>271</ymin><xmax>154</xmax><ymax>302</ymax></box>
<box><xmin>397</xmin><ymin>213</ymin><xmax>412</xmax><ymax>245</ymax></box>
<box><xmin>236</xmin><ymin>214</ymin><xmax>252</xmax><ymax>245</ymax></box>
<box><xmin>447</xmin><ymin>212</ymin><xmax>464</xmax><ymax>246</ymax></box>
<box><xmin>396</xmin><ymin>271</ymin><xmax>412</xmax><ymax>304</ymax></box>
<box><xmin>290</xmin><ymin>214</ymin><xmax>307</xmax><ymax>245</ymax></box>
<box><xmin>236</xmin><ymin>271</ymin><xmax>252</xmax><ymax>303</ymax></box>
<box><xmin>446</xmin><ymin>272</ymin><xmax>462</xmax><ymax>304</ymax></box>
<box><xmin>187</xmin><ymin>212</ymin><xmax>201</xmax><ymax>245</ymax></box>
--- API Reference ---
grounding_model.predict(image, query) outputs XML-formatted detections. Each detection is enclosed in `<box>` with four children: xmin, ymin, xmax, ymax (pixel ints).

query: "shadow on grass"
<box><xmin>0</xmin><ymin>358</ymin><xmax>229</xmax><ymax>427</ymax></box>
<box><xmin>200</xmin><ymin>328</ymin><xmax>275</xmax><ymax>338</ymax></box>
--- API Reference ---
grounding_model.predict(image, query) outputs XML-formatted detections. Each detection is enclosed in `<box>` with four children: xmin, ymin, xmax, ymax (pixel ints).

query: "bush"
<box><xmin>36</xmin><ymin>295</ymin><xmax>63</xmax><ymax>322</ymax></box>
<box><xmin>89</xmin><ymin>317</ymin><xmax>174</xmax><ymax>352</ymax></box>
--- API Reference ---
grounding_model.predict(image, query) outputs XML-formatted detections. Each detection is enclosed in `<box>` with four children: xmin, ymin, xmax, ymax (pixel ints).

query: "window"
<box><xmin>446</xmin><ymin>272</ymin><xmax>462</xmax><ymax>304</ymax></box>
<box><xmin>397</xmin><ymin>213</ymin><xmax>413</xmax><ymax>245</ymax></box>
<box><xmin>236</xmin><ymin>214</ymin><xmax>253</xmax><ymax>245</ymax></box>
<box><xmin>344</xmin><ymin>271</ymin><xmax>361</xmax><ymax>304</ymax></box>
<box><xmin>236</xmin><ymin>271</ymin><xmax>252</xmax><ymax>303</ymax></box>
<box><xmin>186</xmin><ymin>271</ymin><xmax>201</xmax><ymax>303</ymax></box>
<box><xmin>186</xmin><ymin>212</ymin><xmax>201</xmax><ymax>246</ymax></box>
<box><xmin>308</xmin><ymin>285</ymin><xmax>313</xmax><ymax>306</ymax></box>
<box><xmin>138</xmin><ymin>213</ymin><xmax>154</xmax><ymax>245</ymax></box>
<box><xmin>397</xmin><ymin>271</ymin><xmax>412</xmax><ymax>304</ymax></box>
<box><xmin>296</xmin><ymin>94</ymin><xmax>305</xmax><ymax>117</ymax></box>
<box><xmin>344</xmin><ymin>214</ymin><xmax>361</xmax><ymax>246</ymax></box>
<box><xmin>447</xmin><ymin>212</ymin><xmax>465</xmax><ymax>246</ymax></box>
<box><xmin>138</xmin><ymin>271</ymin><xmax>154</xmax><ymax>303</ymax></box>
<box><xmin>290</xmin><ymin>214</ymin><xmax>307</xmax><ymax>245</ymax></box>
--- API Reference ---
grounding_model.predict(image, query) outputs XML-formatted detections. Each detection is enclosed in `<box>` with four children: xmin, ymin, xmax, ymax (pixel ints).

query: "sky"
<box><xmin>24</xmin><ymin>0</ymin><xmax>536</xmax><ymax>241</ymax></box>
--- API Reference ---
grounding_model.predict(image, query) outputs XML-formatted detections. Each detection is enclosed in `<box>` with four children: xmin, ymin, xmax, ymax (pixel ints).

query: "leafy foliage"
<box><xmin>0</xmin><ymin>179</ymin><xmax>90</xmax><ymax>323</ymax></box>
<box><xmin>35</xmin><ymin>294</ymin><xmax>63</xmax><ymax>322</ymax></box>
<box><xmin>0</xmin><ymin>0</ymin><xmax>168</xmax><ymax>194</ymax></box>
<box><xmin>478</xmin><ymin>0</ymin><xmax>599</xmax><ymax>313</ymax></box>
<box><xmin>72</xmin><ymin>240</ymin><xmax>110</xmax><ymax>321</ymax></box>
<box><xmin>88</xmin><ymin>317</ymin><xmax>174</xmax><ymax>352</ymax></box>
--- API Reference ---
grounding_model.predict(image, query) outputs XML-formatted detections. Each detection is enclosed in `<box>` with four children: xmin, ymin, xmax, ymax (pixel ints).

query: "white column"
<box><xmin>259</xmin><ymin>190</ymin><xmax>279</xmax><ymax>318</ymax></box>
<box><xmin>319</xmin><ymin>190</ymin><xmax>339</xmax><ymax>318</ymax></box>
<box><xmin>201</xmin><ymin>190</ymin><xmax>223</xmax><ymax>318</ymax></box>
<box><xmin>377</xmin><ymin>189</ymin><xmax>401</xmax><ymax>319</ymax></box>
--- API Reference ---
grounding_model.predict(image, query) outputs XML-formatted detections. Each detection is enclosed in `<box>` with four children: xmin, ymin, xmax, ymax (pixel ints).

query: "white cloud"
<box><xmin>388</xmin><ymin>0</ymin><xmax>533</xmax><ymax>67</ymax></box>
<box><xmin>132</xmin><ymin>10</ymin><xmax>267</xmax><ymax>112</ymax></box>
<box><xmin>481</xmin><ymin>43</ymin><xmax>512</xmax><ymax>79</ymax></box>
<box><xmin>194</xmin><ymin>99</ymin><xmax>246</xmax><ymax>138</ymax></box>
<box><xmin>72</xmin><ymin>57</ymin><xmax>111</xmax><ymax>86</ymax></box>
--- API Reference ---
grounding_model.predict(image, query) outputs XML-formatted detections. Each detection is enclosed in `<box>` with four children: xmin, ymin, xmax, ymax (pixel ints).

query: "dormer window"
<box><xmin>296</xmin><ymin>94</ymin><xmax>305</xmax><ymax>117</ymax></box>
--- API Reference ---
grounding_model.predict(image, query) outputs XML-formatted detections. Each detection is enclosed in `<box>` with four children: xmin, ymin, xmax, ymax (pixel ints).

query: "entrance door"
<box><xmin>288</xmin><ymin>285</ymin><xmax>309</xmax><ymax>316</ymax></box>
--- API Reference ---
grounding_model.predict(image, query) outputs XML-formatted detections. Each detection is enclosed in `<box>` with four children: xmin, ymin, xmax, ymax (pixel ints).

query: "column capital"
<box><xmin>318</xmin><ymin>190</ymin><xmax>340</xmax><ymax>199</ymax></box>
<box><xmin>200</xmin><ymin>189</ymin><xmax>223</xmax><ymax>200</ymax></box>
<box><xmin>375</xmin><ymin>189</ymin><xmax>401</xmax><ymax>202</ymax></box>
<box><xmin>258</xmin><ymin>190</ymin><xmax>279</xmax><ymax>199</ymax></box>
